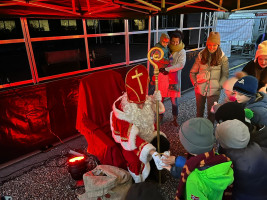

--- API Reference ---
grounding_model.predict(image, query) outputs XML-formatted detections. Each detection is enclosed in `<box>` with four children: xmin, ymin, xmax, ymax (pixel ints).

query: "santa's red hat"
<box><xmin>125</xmin><ymin>65</ymin><xmax>149</xmax><ymax>104</ymax></box>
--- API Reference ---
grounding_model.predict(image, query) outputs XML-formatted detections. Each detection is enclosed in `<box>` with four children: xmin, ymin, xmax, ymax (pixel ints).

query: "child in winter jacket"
<box><xmin>216</xmin><ymin>119</ymin><xmax>267</xmax><ymax>200</ymax></box>
<box><xmin>233</xmin><ymin>75</ymin><xmax>267</xmax><ymax>126</ymax></box>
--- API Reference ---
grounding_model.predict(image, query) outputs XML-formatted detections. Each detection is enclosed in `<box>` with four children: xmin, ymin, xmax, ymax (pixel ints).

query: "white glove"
<box><xmin>161</xmin><ymin>151</ymin><xmax>170</xmax><ymax>167</ymax></box>
<box><xmin>153</xmin><ymin>90</ymin><xmax>162</xmax><ymax>102</ymax></box>
<box><xmin>152</xmin><ymin>152</ymin><xmax>163</xmax><ymax>170</ymax></box>
<box><xmin>161</xmin><ymin>151</ymin><xmax>170</xmax><ymax>159</ymax></box>
<box><xmin>210</xmin><ymin>101</ymin><xmax>218</xmax><ymax>113</ymax></box>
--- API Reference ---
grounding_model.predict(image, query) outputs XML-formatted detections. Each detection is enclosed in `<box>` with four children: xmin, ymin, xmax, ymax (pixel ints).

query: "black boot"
<box><xmin>172</xmin><ymin>115</ymin><xmax>178</xmax><ymax>127</ymax></box>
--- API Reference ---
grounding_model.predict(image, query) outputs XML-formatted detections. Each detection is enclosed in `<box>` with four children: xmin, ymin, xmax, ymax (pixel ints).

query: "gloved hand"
<box><xmin>159</xmin><ymin>68</ymin><xmax>169</xmax><ymax>75</ymax></box>
<box><xmin>210</xmin><ymin>101</ymin><xmax>218</xmax><ymax>113</ymax></box>
<box><xmin>161</xmin><ymin>151</ymin><xmax>171</xmax><ymax>167</ymax></box>
<box><xmin>153</xmin><ymin>90</ymin><xmax>162</xmax><ymax>102</ymax></box>
<box><xmin>152</xmin><ymin>152</ymin><xmax>163</xmax><ymax>170</ymax></box>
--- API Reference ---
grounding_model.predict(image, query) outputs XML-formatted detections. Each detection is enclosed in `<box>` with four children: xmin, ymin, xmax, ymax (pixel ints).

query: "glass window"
<box><xmin>0</xmin><ymin>43</ymin><xmax>32</xmax><ymax>84</ymax></box>
<box><xmin>184</xmin><ymin>13</ymin><xmax>202</xmax><ymax>28</ymax></box>
<box><xmin>129</xmin><ymin>33</ymin><xmax>148</xmax><ymax>60</ymax></box>
<box><xmin>0</xmin><ymin>18</ymin><xmax>23</xmax><ymax>39</ymax></box>
<box><xmin>28</xmin><ymin>19</ymin><xmax>83</xmax><ymax>37</ymax></box>
<box><xmin>182</xmin><ymin>29</ymin><xmax>205</xmax><ymax>50</ymax></box>
<box><xmin>86</xmin><ymin>20</ymin><xmax>99</xmax><ymax>34</ymax></box>
<box><xmin>158</xmin><ymin>15</ymin><xmax>180</xmax><ymax>29</ymax></box>
<box><xmin>158</xmin><ymin>15</ymin><xmax>168</xmax><ymax>29</ymax></box>
<box><xmin>29</xmin><ymin>20</ymin><xmax>50</xmax><ymax>32</ymax></box>
<box><xmin>129</xmin><ymin>19</ymin><xmax>149</xmax><ymax>31</ymax></box>
<box><xmin>32</xmin><ymin>39</ymin><xmax>87</xmax><ymax>77</ymax></box>
<box><xmin>87</xmin><ymin>35</ymin><xmax>125</xmax><ymax>67</ymax></box>
<box><xmin>86</xmin><ymin>19</ymin><xmax>124</xmax><ymax>34</ymax></box>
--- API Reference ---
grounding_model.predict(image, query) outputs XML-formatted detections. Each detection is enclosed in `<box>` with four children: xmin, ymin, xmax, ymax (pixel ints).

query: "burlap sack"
<box><xmin>78</xmin><ymin>165</ymin><xmax>132</xmax><ymax>200</ymax></box>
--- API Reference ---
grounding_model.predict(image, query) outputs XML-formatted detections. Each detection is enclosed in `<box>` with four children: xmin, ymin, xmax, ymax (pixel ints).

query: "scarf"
<box><xmin>175</xmin><ymin>149</ymin><xmax>231</xmax><ymax>200</ymax></box>
<box><xmin>169</xmin><ymin>41</ymin><xmax>185</xmax><ymax>54</ymax></box>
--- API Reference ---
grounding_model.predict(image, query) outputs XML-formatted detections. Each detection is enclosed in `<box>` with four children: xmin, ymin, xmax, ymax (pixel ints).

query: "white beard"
<box><xmin>121</xmin><ymin>94</ymin><xmax>156</xmax><ymax>142</ymax></box>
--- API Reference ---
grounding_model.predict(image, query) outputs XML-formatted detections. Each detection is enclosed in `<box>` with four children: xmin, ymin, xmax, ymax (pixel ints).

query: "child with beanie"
<box><xmin>190</xmin><ymin>32</ymin><xmax>229</xmax><ymax>123</ymax></box>
<box><xmin>215</xmin><ymin>102</ymin><xmax>267</xmax><ymax>148</ymax></box>
<box><xmin>242</xmin><ymin>40</ymin><xmax>267</xmax><ymax>92</ymax></box>
<box><xmin>222</xmin><ymin>71</ymin><xmax>247</xmax><ymax>103</ymax></box>
<box><xmin>215</xmin><ymin>119</ymin><xmax>267</xmax><ymax>200</ymax></box>
<box><xmin>154</xmin><ymin>33</ymin><xmax>172</xmax><ymax>73</ymax></box>
<box><xmin>151</xmin><ymin>33</ymin><xmax>171</xmax><ymax>85</ymax></box>
<box><xmin>211</xmin><ymin>71</ymin><xmax>247</xmax><ymax>113</ymax></box>
<box><xmin>163</xmin><ymin>118</ymin><xmax>234</xmax><ymax>200</ymax></box>
<box><xmin>233</xmin><ymin>75</ymin><xmax>267</xmax><ymax>126</ymax></box>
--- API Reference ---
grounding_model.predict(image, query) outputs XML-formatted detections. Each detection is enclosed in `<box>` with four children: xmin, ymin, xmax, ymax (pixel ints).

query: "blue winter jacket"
<box><xmin>245</xmin><ymin>92</ymin><xmax>267</xmax><ymax>126</ymax></box>
<box><xmin>220</xmin><ymin>143</ymin><xmax>267</xmax><ymax>200</ymax></box>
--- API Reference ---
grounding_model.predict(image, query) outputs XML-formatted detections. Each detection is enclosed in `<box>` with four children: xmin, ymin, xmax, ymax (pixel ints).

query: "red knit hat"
<box><xmin>125</xmin><ymin>65</ymin><xmax>149</xmax><ymax>104</ymax></box>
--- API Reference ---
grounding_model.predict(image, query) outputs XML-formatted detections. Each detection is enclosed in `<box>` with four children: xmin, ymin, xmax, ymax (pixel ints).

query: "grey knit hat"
<box><xmin>179</xmin><ymin>118</ymin><xmax>214</xmax><ymax>154</ymax></box>
<box><xmin>215</xmin><ymin>119</ymin><xmax>250</xmax><ymax>149</ymax></box>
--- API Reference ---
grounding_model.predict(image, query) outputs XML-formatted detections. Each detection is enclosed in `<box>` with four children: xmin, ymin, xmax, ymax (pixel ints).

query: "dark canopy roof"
<box><xmin>0</xmin><ymin>0</ymin><xmax>267</xmax><ymax>19</ymax></box>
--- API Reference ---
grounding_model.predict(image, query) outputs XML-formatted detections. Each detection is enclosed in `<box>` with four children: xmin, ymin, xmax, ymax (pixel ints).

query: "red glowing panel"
<box><xmin>69</xmin><ymin>156</ymin><xmax>85</xmax><ymax>163</ymax></box>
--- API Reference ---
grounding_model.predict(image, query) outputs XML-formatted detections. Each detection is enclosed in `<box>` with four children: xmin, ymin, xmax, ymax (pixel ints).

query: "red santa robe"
<box><xmin>110</xmin><ymin>95</ymin><xmax>165</xmax><ymax>183</ymax></box>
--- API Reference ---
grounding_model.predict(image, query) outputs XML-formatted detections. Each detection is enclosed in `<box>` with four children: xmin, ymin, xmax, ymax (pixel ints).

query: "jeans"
<box><xmin>162</xmin><ymin>97</ymin><xmax>179</xmax><ymax>116</ymax></box>
<box><xmin>195</xmin><ymin>92</ymin><xmax>219</xmax><ymax>123</ymax></box>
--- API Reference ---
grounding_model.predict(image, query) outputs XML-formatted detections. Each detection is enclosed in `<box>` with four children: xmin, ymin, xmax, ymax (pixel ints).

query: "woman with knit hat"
<box><xmin>215</xmin><ymin>119</ymin><xmax>267</xmax><ymax>200</ymax></box>
<box><xmin>190</xmin><ymin>31</ymin><xmax>229</xmax><ymax>123</ymax></box>
<box><xmin>242</xmin><ymin>40</ymin><xmax>267</xmax><ymax>92</ymax></box>
<box><xmin>158</xmin><ymin>30</ymin><xmax>186</xmax><ymax>126</ymax></box>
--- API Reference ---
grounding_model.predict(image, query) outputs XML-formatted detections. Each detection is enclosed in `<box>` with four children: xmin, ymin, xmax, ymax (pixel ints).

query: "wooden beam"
<box><xmin>167</xmin><ymin>0</ymin><xmax>203</xmax><ymax>12</ymax></box>
<box><xmin>237</xmin><ymin>0</ymin><xmax>240</xmax><ymax>9</ymax></box>
<box><xmin>187</xmin><ymin>4</ymin><xmax>223</xmax><ymax>11</ymax></box>
<box><xmin>135</xmin><ymin>0</ymin><xmax>161</xmax><ymax>11</ymax></box>
<box><xmin>85</xmin><ymin>0</ymin><xmax>90</xmax><ymax>13</ymax></box>
<box><xmin>72</xmin><ymin>0</ymin><xmax>76</xmax><ymax>13</ymax></box>
<box><xmin>232</xmin><ymin>1</ymin><xmax>267</xmax><ymax>11</ymax></box>
<box><xmin>205</xmin><ymin>0</ymin><xmax>228</xmax><ymax>11</ymax></box>
<box><xmin>114</xmin><ymin>0</ymin><xmax>158</xmax><ymax>11</ymax></box>
<box><xmin>11</xmin><ymin>0</ymin><xmax>81</xmax><ymax>15</ymax></box>
<box><xmin>121</xmin><ymin>5</ymin><xmax>149</xmax><ymax>14</ymax></box>
<box><xmin>152</xmin><ymin>0</ymin><xmax>175</xmax><ymax>5</ymax></box>
<box><xmin>218</xmin><ymin>0</ymin><xmax>223</xmax><ymax>11</ymax></box>
<box><xmin>161</xmin><ymin>0</ymin><xmax>165</xmax><ymax>9</ymax></box>
<box><xmin>0</xmin><ymin>2</ymin><xmax>20</xmax><ymax>7</ymax></box>
<box><xmin>86</xmin><ymin>5</ymin><xmax>120</xmax><ymax>15</ymax></box>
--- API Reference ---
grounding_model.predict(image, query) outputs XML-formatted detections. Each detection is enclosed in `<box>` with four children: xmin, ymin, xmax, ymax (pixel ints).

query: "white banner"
<box><xmin>216</xmin><ymin>19</ymin><xmax>254</xmax><ymax>43</ymax></box>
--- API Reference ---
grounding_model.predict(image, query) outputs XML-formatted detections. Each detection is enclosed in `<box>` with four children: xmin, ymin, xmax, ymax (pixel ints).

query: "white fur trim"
<box><xmin>128</xmin><ymin>168</ymin><xmax>142</xmax><ymax>183</ymax></box>
<box><xmin>111</xmin><ymin>108</ymin><xmax>138</xmax><ymax>151</ymax></box>
<box><xmin>110</xmin><ymin>111</ymin><xmax>121</xmax><ymax>143</ymax></box>
<box><xmin>120</xmin><ymin>125</ymin><xmax>138</xmax><ymax>151</ymax></box>
<box><xmin>141</xmin><ymin>161</ymin><xmax>151</xmax><ymax>181</ymax></box>
<box><xmin>139</xmin><ymin>143</ymin><xmax>156</xmax><ymax>164</ymax></box>
<box><xmin>128</xmin><ymin>162</ymin><xmax>151</xmax><ymax>183</ymax></box>
<box><xmin>112</xmin><ymin>95</ymin><xmax>132</xmax><ymax>122</ymax></box>
<box><xmin>159</xmin><ymin>131</ymin><xmax>167</xmax><ymax>138</ymax></box>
